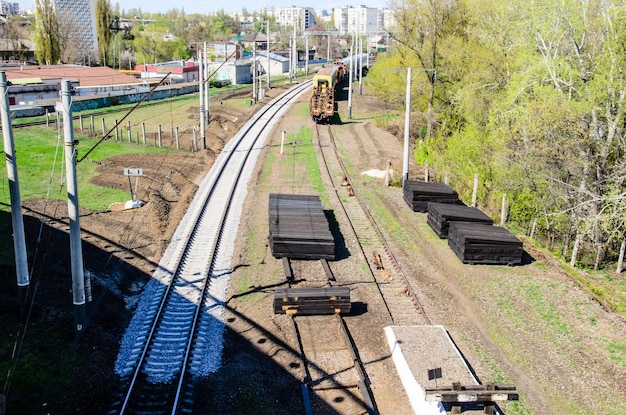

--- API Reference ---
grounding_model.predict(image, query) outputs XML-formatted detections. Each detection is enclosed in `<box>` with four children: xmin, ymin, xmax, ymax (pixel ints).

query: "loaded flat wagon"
<box><xmin>268</xmin><ymin>193</ymin><xmax>335</xmax><ymax>260</ymax></box>
<box><xmin>427</xmin><ymin>202</ymin><xmax>494</xmax><ymax>238</ymax></box>
<box><xmin>448</xmin><ymin>221</ymin><xmax>523</xmax><ymax>265</ymax></box>
<box><xmin>403</xmin><ymin>180</ymin><xmax>461</xmax><ymax>212</ymax></box>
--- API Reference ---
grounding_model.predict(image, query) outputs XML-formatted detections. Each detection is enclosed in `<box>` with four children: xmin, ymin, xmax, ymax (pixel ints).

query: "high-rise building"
<box><xmin>334</xmin><ymin>6</ymin><xmax>385</xmax><ymax>35</ymax></box>
<box><xmin>1</xmin><ymin>1</ymin><xmax>21</xmax><ymax>15</ymax></box>
<box><xmin>270</xmin><ymin>6</ymin><xmax>316</xmax><ymax>31</ymax></box>
<box><xmin>52</xmin><ymin>0</ymin><xmax>98</xmax><ymax>59</ymax></box>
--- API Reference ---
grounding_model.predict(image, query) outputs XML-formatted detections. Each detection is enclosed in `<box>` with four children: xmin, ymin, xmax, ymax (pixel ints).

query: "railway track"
<box><xmin>278</xmin><ymin>121</ymin><xmax>434</xmax><ymax>414</ymax></box>
<box><xmin>109</xmin><ymin>80</ymin><xmax>312</xmax><ymax>414</ymax></box>
<box><xmin>283</xmin><ymin>258</ymin><xmax>376</xmax><ymax>415</ymax></box>
<box><xmin>314</xmin><ymin>123</ymin><xmax>431</xmax><ymax>326</ymax></box>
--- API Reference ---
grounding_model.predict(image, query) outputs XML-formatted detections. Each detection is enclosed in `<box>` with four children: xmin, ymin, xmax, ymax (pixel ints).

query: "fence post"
<box><xmin>79</xmin><ymin>114</ymin><xmax>83</xmax><ymax>132</ymax></box>
<box><xmin>617</xmin><ymin>240</ymin><xmax>625</xmax><ymax>274</ymax></box>
<box><xmin>101</xmin><ymin>118</ymin><xmax>106</xmax><ymax>136</ymax></box>
<box><xmin>114</xmin><ymin>119</ymin><xmax>119</xmax><ymax>141</ymax></box>
<box><xmin>424</xmin><ymin>160</ymin><xmax>429</xmax><ymax>182</ymax></box>
<box><xmin>46</xmin><ymin>110</ymin><xmax>49</xmax><ymax>127</ymax></box>
<box><xmin>127</xmin><ymin>121</ymin><xmax>131</xmax><ymax>143</ymax></box>
<box><xmin>500</xmin><ymin>193</ymin><xmax>507</xmax><ymax>226</ymax></box>
<box><xmin>471</xmin><ymin>173</ymin><xmax>479</xmax><ymax>207</ymax></box>
<box><xmin>142</xmin><ymin>122</ymin><xmax>146</xmax><ymax>146</ymax></box>
<box><xmin>90</xmin><ymin>115</ymin><xmax>94</xmax><ymax>136</ymax></box>
<box><xmin>158</xmin><ymin>124</ymin><xmax>162</xmax><ymax>147</ymax></box>
<box><xmin>193</xmin><ymin>127</ymin><xmax>198</xmax><ymax>152</ymax></box>
<box><xmin>175</xmin><ymin>127</ymin><xmax>180</xmax><ymax>150</ymax></box>
<box><xmin>529</xmin><ymin>218</ymin><xmax>538</xmax><ymax>239</ymax></box>
<box><xmin>570</xmin><ymin>234</ymin><xmax>581</xmax><ymax>267</ymax></box>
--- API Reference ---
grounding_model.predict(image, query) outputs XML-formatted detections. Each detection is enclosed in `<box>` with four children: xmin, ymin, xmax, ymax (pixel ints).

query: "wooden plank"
<box><xmin>274</xmin><ymin>287</ymin><xmax>350</xmax><ymax>298</ymax></box>
<box><xmin>424</xmin><ymin>383</ymin><xmax>518</xmax><ymax>403</ymax></box>
<box><xmin>425</xmin><ymin>384</ymin><xmax>516</xmax><ymax>392</ymax></box>
<box><xmin>424</xmin><ymin>391</ymin><xmax>519</xmax><ymax>403</ymax></box>
<box><xmin>273</xmin><ymin>287</ymin><xmax>351</xmax><ymax>315</ymax></box>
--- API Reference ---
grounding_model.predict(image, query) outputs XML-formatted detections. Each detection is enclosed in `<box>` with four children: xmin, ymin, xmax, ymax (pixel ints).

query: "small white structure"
<box><xmin>254</xmin><ymin>51</ymin><xmax>289</xmax><ymax>76</ymax></box>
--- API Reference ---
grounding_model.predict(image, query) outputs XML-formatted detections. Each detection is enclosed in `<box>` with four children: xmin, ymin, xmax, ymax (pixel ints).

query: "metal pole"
<box><xmin>402</xmin><ymin>67</ymin><xmax>412</xmax><ymax>185</ymax></box>
<box><xmin>61</xmin><ymin>80</ymin><xmax>86</xmax><ymax>336</ymax></box>
<box><xmin>0</xmin><ymin>71</ymin><xmax>29</xmax><ymax>316</ymax></box>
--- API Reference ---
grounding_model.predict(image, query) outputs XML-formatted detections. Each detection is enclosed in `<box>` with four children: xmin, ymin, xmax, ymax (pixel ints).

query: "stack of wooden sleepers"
<box><xmin>268</xmin><ymin>193</ymin><xmax>335</xmax><ymax>260</ymax></box>
<box><xmin>403</xmin><ymin>180</ymin><xmax>460</xmax><ymax>212</ymax></box>
<box><xmin>427</xmin><ymin>202</ymin><xmax>494</xmax><ymax>238</ymax></box>
<box><xmin>273</xmin><ymin>287</ymin><xmax>351</xmax><ymax>315</ymax></box>
<box><xmin>448</xmin><ymin>221</ymin><xmax>523</xmax><ymax>265</ymax></box>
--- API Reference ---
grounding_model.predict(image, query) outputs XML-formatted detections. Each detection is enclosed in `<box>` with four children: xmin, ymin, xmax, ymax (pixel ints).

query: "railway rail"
<box><xmin>314</xmin><ymin>123</ymin><xmax>431</xmax><ymax>326</ymax></box>
<box><xmin>278</xmin><ymin>121</ymin><xmax>435</xmax><ymax>414</ymax></box>
<box><xmin>109</xmin><ymin>80</ymin><xmax>312</xmax><ymax>414</ymax></box>
<box><xmin>282</xmin><ymin>257</ymin><xmax>377</xmax><ymax>415</ymax></box>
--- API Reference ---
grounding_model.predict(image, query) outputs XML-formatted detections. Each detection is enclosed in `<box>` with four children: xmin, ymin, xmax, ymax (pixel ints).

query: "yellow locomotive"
<box><xmin>310</xmin><ymin>58</ymin><xmax>347</xmax><ymax>123</ymax></box>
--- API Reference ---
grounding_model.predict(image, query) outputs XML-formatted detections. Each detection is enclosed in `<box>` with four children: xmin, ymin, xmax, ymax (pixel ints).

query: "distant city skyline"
<box><xmin>20</xmin><ymin>0</ymin><xmax>390</xmax><ymax>15</ymax></box>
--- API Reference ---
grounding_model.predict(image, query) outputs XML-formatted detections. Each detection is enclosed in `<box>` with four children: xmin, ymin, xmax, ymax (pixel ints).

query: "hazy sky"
<box><xmin>23</xmin><ymin>1</ymin><xmax>390</xmax><ymax>15</ymax></box>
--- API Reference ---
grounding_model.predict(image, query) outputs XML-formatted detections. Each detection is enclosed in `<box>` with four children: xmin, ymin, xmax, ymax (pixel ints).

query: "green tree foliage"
<box><xmin>96</xmin><ymin>0</ymin><xmax>113</xmax><ymax>65</ymax></box>
<box><xmin>33</xmin><ymin>0</ymin><xmax>61</xmax><ymax>65</ymax></box>
<box><xmin>373</xmin><ymin>0</ymin><xmax>626</xmax><ymax>268</ymax></box>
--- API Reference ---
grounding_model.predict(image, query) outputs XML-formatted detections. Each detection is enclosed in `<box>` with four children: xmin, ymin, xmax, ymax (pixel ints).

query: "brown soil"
<box><xmin>1</xmin><ymin>81</ymin><xmax>625</xmax><ymax>415</ymax></box>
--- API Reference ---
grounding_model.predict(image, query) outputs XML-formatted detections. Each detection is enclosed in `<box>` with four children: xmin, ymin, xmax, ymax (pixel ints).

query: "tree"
<box><xmin>0</xmin><ymin>17</ymin><xmax>31</xmax><ymax>62</ymax></box>
<box><xmin>372</xmin><ymin>0</ymin><xmax>626</xmax><ymax>267</ymax></box>
<box><xmin>389</xmin><ymin>0</ymin><xmax>469</xmax><ymax>140</ymax></box>
<box><xmin>96</xmin><ymin>0</ymin><xmax>114</xmax><ymax>65</ymax></box>
<box><xmin>33</xmin><ymin>0</ymin><xmax>61</xmax><ymax>65</ymax></box>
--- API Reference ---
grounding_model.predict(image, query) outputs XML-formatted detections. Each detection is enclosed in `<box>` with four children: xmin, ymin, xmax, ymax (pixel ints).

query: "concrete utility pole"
<box><xmin>0</xmin><ymin>71</ymin><xmax>29</xmax><ymax>316</ymax></box>
<box><xmin>348</xmin><ymin>40</ymin><xmax>354</xmax><ymax>119</ymax></box>
<box><xmin>252</xmin><ymin>42</ymin><xmax>257</xmax><ymax>103</ymax></box>
<box><xmin>198</xmin><ymin>50</ymin><xmax>206</xmax><ymax>150</ymax></box>
<box><xmin>305</xmin><ymin>35</ymin><xmax>309</xmax><ymax>75</ymax></box>
<box><xmin>266</xmin><ymin>21</ymin><xmax>271</xmax><ymax>89</ymax></box>
<box><xmin>204</xmin><ymin>42</ymin><xmax>210</xmax><ymax>123</ymax></box>
<box><xmin>61</xmin><ymin>80</ymin><xmax>86</xmax><ymax>336</ymax></box>
<box><xmin>403</xmin><ymin>66</ymin><xmax>412</xmax><ymax>185</ymax></box>
<box><xmin>358</xmin><ymin>38</ymin><xmax>363</xmax><ymax>95</ymax></box>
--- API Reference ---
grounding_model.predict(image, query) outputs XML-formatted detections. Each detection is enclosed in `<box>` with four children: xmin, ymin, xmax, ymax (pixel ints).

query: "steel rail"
<box><xmin>316</xmin><ymin>123</ymin><xmax>431</xmax><ymax>325</ymax></box>
<box><xmin>115</xmin><ymin>81</ymin><xmax>312</xmax><ymax>414</ymax></box>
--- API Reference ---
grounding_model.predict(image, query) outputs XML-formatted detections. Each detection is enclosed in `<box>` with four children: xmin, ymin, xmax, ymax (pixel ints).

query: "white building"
<box><xmin>1</xmin><ymin>1</ymin><xmax>20</xmax><ymax>14</ymax></box>
<box><xmin>270</xmin><ymin>6</ymin><xmax>315</xmax><ymax>31</ymax></box>
<box><xmin>334</xmin><ymin>6</ymin><xmax>384</xmax><ymax>35</ymax></box>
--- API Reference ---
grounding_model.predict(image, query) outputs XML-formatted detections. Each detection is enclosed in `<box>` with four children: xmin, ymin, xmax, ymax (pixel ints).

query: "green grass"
<box><xmin>608</xmin><ymin>341</ymin><xmax>626</xmax><ymax>370</ymax></box>
<box><xmin>0</xmin><ymin>321</ymin><xmax>76</xmax><ymax>414</ymax></box>
<box><xmin>0</xmin><ymin>126</ymin><xmax>173</xmax><ymax>267</ymax></box>
<box><xmin>2</xmin><ymin>126</ymin><xmax>170</xmax><ymax>211</ymax></box>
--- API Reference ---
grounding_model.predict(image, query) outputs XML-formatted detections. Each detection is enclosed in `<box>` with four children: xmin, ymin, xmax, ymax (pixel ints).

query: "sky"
<box><xmin>22</xmin><ymin>1</ymin><xmax>390</xmax><ymax>15</ymax></box>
